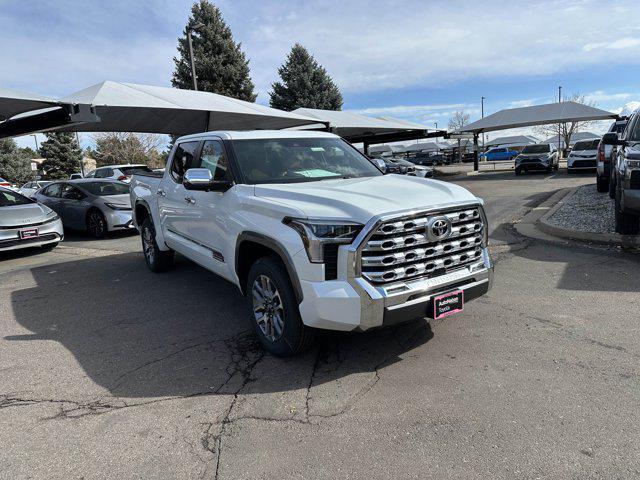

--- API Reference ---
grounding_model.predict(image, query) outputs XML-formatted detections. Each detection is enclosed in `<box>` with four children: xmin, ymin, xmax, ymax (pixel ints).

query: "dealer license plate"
<box><xmin>433</xmin><ymin>290</ymin><xmax>464</xmax><ymax>320</ymax></box>
<box><xmin>19</xmin><ymin>228</ymin><xmax>39</xmax><ymax>239</ymax></box>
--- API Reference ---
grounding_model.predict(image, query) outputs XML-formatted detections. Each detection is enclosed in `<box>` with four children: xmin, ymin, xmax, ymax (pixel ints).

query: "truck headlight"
<box><xmin>626</xmin><ymin>160</ymin><xmax>640</xmax><ymax>170</ymax></box>
<box><xmin>105</xmin><ymin>203</ymin><xmax>132</xmax><ymax>211</ymax></box>
<box><xmin>283</xmin><ymin>218</ymin><xmax>363</xmax><ymax>263</ymax></box>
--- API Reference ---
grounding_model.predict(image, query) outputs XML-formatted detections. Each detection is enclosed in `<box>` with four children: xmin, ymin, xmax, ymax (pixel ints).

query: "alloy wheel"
<box><xmin>251</xmin><ymin>274</ymin><xmax>284</xmax><ymax>342</ymax></box>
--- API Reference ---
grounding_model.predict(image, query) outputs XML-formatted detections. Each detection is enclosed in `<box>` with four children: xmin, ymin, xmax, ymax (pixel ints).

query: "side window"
<box><xmin>85</xmin><ymin>170</ymin><xmax>96</xmax><ymax>178</ymax></box>
<box><xmin>197</xmin><ymin>140</ymin><xmax>230</xmax><ymax>181</ymax></box>
<box><xmin>170</xmin><ymin>141</ymin><xmax>199</xmax><ymax>182</ymax></box>
<box><xmin>44</xmin><ymin>183</ymin><xmax>62</xmax><ymax>198</ymax></box>
<box><xmin>94</xmin><ymin>169</ymin><xmax>105</xmax><ymax>178</ymax></box>
<box><xmin>61</xmin><ymin>185</ymin><xmax>85</xmax><ymax>200</ymax></box>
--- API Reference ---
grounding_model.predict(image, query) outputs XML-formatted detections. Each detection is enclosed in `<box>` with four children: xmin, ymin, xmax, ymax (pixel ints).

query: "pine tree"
<box><xmin>39</xmin><ymin>132</ymin><xmax>82</xmax><ymax>179</ymax></box>
<box><xmin>0</xmin><ymin>138</ymin><xmax>35</xmax><ymax>185</ymax></box>
<box><xmin>172</xmin><ymin>0</ymin><xmax>256</xmax><ymax>102</ymax></box>
<box><xmin>270</xmin><ymin>43</ymin><xmax>343</xmax><ymax>111</ymax></box>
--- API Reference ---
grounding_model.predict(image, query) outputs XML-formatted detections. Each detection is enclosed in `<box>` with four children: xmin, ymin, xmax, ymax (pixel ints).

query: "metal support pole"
<box><xmin>187</xmin><ymin>29</ymin><xmax>198</xmax><ymax>91</ymax></box>
<box><xmin>473</xmin><ymin>134</ymin><xmax>479</xmax><ymax>172</ymax></box>
<box><xmin>75</xmin><ymin>132</ymin><xmax>85</xmax><ymax>176</ymax></box>
<box><xmin>363</xmin><ymin>142</ymin><xmax>369</xmax><ymax>156</ymax></box>
<box><xmin>481</xmin><ymin>96</ymin><xmax>485</xmax><ymax>150</ymax></box>
<box><xmin>31</xmin><ymin>134</ymin><xmax>39</xmax><ymax>151</ymax></box>
<box><xmin>558</xmin><ymin>86</ymin><xmax>562</xmax><ymax>158</ymax></box>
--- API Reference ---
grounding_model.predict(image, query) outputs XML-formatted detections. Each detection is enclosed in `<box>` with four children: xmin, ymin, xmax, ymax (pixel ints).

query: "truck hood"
<box><xmin>253</xmin><ymin>175</ymin><xmax>479</xmax><ymax>224</ymax></box>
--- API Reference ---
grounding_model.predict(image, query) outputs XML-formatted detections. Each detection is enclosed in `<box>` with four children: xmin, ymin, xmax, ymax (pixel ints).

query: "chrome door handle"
<box><xmin>156</xmin><ymin>189</ymin><xmax>166</xmax><ymax>197</ymax></box>
<box><xmin>184</xmin><ymin>196</ymin><xmax>196</xmax><ymax>204</ymax></box>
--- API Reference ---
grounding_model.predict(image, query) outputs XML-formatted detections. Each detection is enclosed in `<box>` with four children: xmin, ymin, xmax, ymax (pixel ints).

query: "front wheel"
<box><xmin>141</xmin><ymin>217</ymin><xmax>174</xmax><ymax>272</ymax></box>
<box><xmin>246</xmin><ymin>256</ymin><xmax>315</xmax><ymax>356</ymax></box>
<box><xmin>87</xmin><ymin>210</ymin><xmax>108</xmax><ymax>239</ymax></box>
<box><xmin>615</xmin><ymin>188</ymin><xmax>640</xmax><ymax>235</ymax></box>
<box><xmin>596</xmin><ymin>174</ymin><xmax>608</xmax><ymax>193</ymax></box>
<box><xmin>608</xmin><ymin>171</ymin><xmax>616</xmax><ymax>199</ymax></box>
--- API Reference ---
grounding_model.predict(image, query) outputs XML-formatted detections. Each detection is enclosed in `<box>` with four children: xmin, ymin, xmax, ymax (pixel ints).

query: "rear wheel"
<box><xmin>141</xmin><ymin>217</ymin><xmax>174</xmax><ymax>272</ymax></box>
<box><xmin>515</xmin><ymin>168</ymin><xmax>521</xmax><ymax>176</ymax></box>
<box><xmin>596</xmin><ymin>174</ymin><xmax>608</xmax><ymax>192</ymax></box>
<box><xmin>615</xmin><ymin>187</ymin><xmax>640</xmax><ymax>235</ymax></box>
<box><xmin>246</xmin><ymin>256</ymin><xmax>315</xmax><ymax>356</ymax></box>
<box><xmin>86</xmin><ymin>210</ymin><xmax>108</xmax><ymax>239</ymax></box>
<box><xmin>608</xmin><ymin>170</ymin><xmax>616</xmax><ymax>199</ymax></box>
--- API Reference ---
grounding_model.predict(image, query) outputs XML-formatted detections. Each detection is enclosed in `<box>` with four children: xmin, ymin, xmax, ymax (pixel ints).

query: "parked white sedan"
<box><xmin>0</xmin><ymin>187</ymin><xmax>64</xmax><ymax>252</ymax></box>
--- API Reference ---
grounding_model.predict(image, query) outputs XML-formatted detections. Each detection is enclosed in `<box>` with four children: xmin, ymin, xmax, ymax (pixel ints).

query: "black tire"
<box><xmin>515</xmin><ymin>168</ymin><xmax>521</xmax><ymax>176</ymax></box>
<box><xmin>86</xmin><ymin>209</ymin><xmax>108</xmax><ymax>239</ymax></box>
<box><xmin>245</xmin><ymin>256</ymin><xmax>315</xmax><ymax>356</ymax></box>
<box><xmin>615</xmin><ymin>187</ymin><xmax>640</xmax><ymax>235</ymax></box>
<box><xmin>608</xmin><ymin>171</ymin><xmax>616</xmax><ymax>199</ymax></box>
<box><xmin>140</xmin><ymin>217</ymin><xmax>174</xmax><ymax>272</ymax></box>
<box><xmin>554</xmin><ymin>160</ymin><xmax>559</xmax><ymax>171</ymax></box>
<box><xmin>596</xmin><ymin>174</ymin><xmax>608</xmax><ymax>193</ymax></box>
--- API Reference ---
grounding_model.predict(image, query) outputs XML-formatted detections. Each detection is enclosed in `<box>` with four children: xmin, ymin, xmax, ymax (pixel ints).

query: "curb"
<box><xmin>518</xmin><ymin>186</ymin><xmax>640</xmax><ymax>248</ymax></box>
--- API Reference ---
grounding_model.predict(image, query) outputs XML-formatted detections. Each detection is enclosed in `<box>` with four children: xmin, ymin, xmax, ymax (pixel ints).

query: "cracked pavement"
<box><xmin>1</xmin><ymin>172</ymin><xmax>639</xmax><ymax>479</ymax></box>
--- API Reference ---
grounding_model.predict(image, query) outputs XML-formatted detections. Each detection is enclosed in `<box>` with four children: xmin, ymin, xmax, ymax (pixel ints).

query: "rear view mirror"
<box><xmin>183</xmin><ymin>168</ymin><xmax>232</xmax><ymax>192</ymax></box>
<box><xmin>602</xmin><ymin>132</ymin><xmax>625</xmax><ymax>146</ymax></box>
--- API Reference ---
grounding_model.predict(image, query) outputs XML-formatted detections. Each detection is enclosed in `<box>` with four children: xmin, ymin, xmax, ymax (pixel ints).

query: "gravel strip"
<box><xmin>547</xmin><ymin>184</ymin><xmax>616</xmax><ymax>234</ymax></box>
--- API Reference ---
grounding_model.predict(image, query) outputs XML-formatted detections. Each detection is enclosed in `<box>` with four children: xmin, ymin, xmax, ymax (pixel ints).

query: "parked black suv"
<box><xmin>596</xmin><ymin>119</ymin><xmax>627</xmax><ymax>194</ymax></box>
<box><xmin>603</xmin><ymin>111</ymin><xmax>640</xmax><ymax>234</ymax></box>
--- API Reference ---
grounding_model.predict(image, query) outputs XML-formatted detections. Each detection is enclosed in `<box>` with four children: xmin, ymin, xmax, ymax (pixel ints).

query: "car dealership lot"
<box><xmin>1</xmin><ymin>172</ymin><xmax>639</xmax><ymax>479</ymax></box>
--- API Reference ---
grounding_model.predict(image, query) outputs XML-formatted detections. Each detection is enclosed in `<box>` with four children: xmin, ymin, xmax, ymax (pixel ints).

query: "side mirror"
<box><xmin>183</xmin><ymin>168</ymin><xmax>232</xmax><ymax>192</ymax></box>
<box><xmin>373</xmin><ymin>158</ymin><xmax>387</xmax><ymax>172</ymax></box>
<box><xmin>602</xmin><ymin>132</ymin><xmax>625</xmax><ymax>146</ymax></box>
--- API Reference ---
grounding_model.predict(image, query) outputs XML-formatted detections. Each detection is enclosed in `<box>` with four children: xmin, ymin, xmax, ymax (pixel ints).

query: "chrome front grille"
<box><xmin>360</xmin><ymin>206</ymin><xmax>485</xmax><ymax>285</ymax></box>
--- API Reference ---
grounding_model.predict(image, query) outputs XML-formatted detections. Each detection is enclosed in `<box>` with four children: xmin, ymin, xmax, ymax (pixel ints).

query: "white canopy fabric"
<box><xmin>0</xmin><ymin>81</ymin><xmax>323</xmax><ymax>139</ymax></box>
<box><xmin>0</xmin><ymin>87</ymin><xmax>58</xmax><ymax>121</ymax></box>
<box><xmin>462</xmin><ymin>101</ymin><xmax>617</xmax><ymax>134</ymax></box>
<box><xmin>292</xmin><ymin>107</ymin><xmax>429</xmax><ymax>142</ymax></box>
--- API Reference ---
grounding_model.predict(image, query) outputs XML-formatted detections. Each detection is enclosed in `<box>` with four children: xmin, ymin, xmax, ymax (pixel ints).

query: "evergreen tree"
<box><xmin>270</xmin><ymin>43</ymin><xmax>343</xmax><ymax>111</ymax></box>
<box><xmin>39</xmin><ymin>132</ymin><xmax>82</xmax><ymax>179</ymax></box>
<box><xmin>172</xmin><ymin>0</ymin><xmax>256</xmax><ymax>101</ymax></box>
<box><xmin>0</xmin><ymin>138</ymin><xmax>35</xmax><ymax>185</ymax></box>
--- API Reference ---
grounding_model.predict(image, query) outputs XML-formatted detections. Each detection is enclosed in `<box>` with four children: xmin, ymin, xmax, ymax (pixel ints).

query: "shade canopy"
<box><xmin>462</xmin><ymin>101</ymin><xmax>618</xmax><ymax>134</ymax></box>
<box><xmin>402</xmin><ymin>142</ymin><xmax>440</xmax><ymax>153</ymax></box>
<box><xmin>0</xmin><ymin>81</ymin><xmax>322</xmax><ymax>139</ymax></box>
<box><xmin>485</xmin><ymin>135</ymin><xmax>539</xmax><ymax>147</ymax></box>
<box><xmin>544</xmin><ymin>131</ymin><xmax>601</xmax><ymax>148</ymax></box>
<box><xmin>0</xmin><ymin>87</ymin><xmax>59</xmax><ymax>121</ymax></box>
<box><xmin>292</xmin><ymin>107</ymin><xmax>437</xmax><ymax>144</ymax></box>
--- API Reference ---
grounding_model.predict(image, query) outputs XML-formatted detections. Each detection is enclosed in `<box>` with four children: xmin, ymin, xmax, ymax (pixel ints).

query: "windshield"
<box><xmin>119</xmin><ymin>166</ymin><xmax>153</xmax><ymax>175</ymax></box>
<box><xmin>629</xmin><ymin>117</ymin><xmax>640</xmax><ymax>142</ymax></box>
<box><xmin>573</xmin><ymin>139</ymin><xmax>599</xmax><ymax>151</ymax></box>
<box><xmin>231</xmin><ymin>137</ymin><xmax>382</xmax><ymax>184</ymax></box>
<box><xmin>78</xmin><ymin>181</ymin><xmax>130</xmax><ymax>196</ymax></box>
<box><xmin>522</xmin><ymin>144</ymin><xmax>550</xmax><ymax>154</ymax></box>
<box><xmin>0</xmin><ymin>189</ymin><xmax>34</xmax><ymax>206</ymax></box>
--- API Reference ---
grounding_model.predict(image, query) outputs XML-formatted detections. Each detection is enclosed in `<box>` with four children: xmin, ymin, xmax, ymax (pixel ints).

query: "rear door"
<box><xmin>157</xmin><ymin>141</ymin><xmax>201</xmax><ymax>257</ymax></box>
<box><xmin>37</xmin><ymin>183</ymin><xmax>63</xmax><ymax>212</ymax></box>
<box><xmin>60</xmin><ymin>184</ymin><xmax>90</xmax><ymax>229</ymax></box>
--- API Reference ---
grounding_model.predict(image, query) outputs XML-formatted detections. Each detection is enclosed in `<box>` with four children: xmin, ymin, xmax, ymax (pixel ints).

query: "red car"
<box><xmin>0</xmin><ymin>177</ymin><xmax>11</xmax><ymax>188</ymax></box>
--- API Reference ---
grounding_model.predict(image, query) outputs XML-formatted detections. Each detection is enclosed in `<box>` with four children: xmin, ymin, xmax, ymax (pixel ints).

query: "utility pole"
<box><xmin>481</xmin><ymin>96</ymin><xmax>485</xmax><ymax>150</ymax></box>
<box><xmin>75</xmin><ymin>132</ymin><xmax>85</xmax><ymax>176</ymax></box>
<box><xmin>187</xmin><ymin>29</ymin><xmax>198</xmax><ymax>91</ymax></box>
<box><xmin>558</xmin><ymin>86</ymin><xmax>562</xmax><ymax>158</ymax></box>
<box><xmin>31</xmin><ymin>134</ymin><xmax>38</xmax><ymax>151</ymax></box>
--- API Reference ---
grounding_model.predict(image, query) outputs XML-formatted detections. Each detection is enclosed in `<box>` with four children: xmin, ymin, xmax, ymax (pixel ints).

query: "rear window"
<box><xmin>572</xmin><ymin>139</ymin><xmax>600</xmax><ymax>151</ymax></box>
<box><xmin>119</xmin><ymin>166</ymin><xmax>153</xmax><ymax>176</ymax></box>
<box><xmin>78</xmin><ymin>181</ymin><xmax>130</xmax><ymax>196</ymax></box>
<box><xmin>0</xmin><ymin>189</ymin><xmax>33</xmax><ymax>206</ymax></box>
<box><xmin>522</xmin><ymin>144</ymin><xmax>551</xmax><ymax>154</ymax></box>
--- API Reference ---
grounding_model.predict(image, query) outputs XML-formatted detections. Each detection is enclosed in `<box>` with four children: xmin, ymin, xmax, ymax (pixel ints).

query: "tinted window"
<box><xmin>43</xmin><ymin>183</ymin><xmax>62</xmax><ymax>197</ymax></box>
<box><xmin>79</xmin><ymin>181</ymin><xmax>130</xmax><ymax>196</ymax></box>
<box><xmin>232</xmin><ymin>137</ymin><xmax>382</xmax><ymax>184</ymax></box>
<box><xmin>85</xmin><ymin>170</ymin><xmax>96</xmax><ymax>178</ymax></box>
<box><xmin>0</xmin><ymin>190</ymin><xmax>33</xmax><ymax>206</ymax></box>
<box><xmin>627</xmin><ymin>115</ymin><xmax>640</xmax><ymax>142</ymax></box>
<box><xmin>522</xmin><ymin>144</ymin><xmax>551</xmax><ymax>154</ymax></box>
<box><xmin>170</xmin><ymin>142</ymin><xmax>200</xmax><ymax>182</ymax></box>
<box><xmin>94</xmin><ymin>169</ymin><xmax>107</xmax><ymax>178</ymax></box>
<box><xmin>197</xmin><ymin>140</ymin><xmax>230</xmax><ymax>181</ymax></box>
<box><xmin>61</xmin><ymin>184</ymin><xmax>86</xmax><ymax>200</ymax></box>
<box><xmin>119</xmin><ymin>166</ymin><xmax>153</xmax><ymax>175</ymax></box>
<box><xmin>573</xmin><ymin>139</ymin><xmax>600</xmax><ymax>151</ymax></box>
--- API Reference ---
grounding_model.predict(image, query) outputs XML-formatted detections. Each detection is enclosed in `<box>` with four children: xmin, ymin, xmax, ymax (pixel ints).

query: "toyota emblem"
<box><xmin>427</xmin><ymin>216</ymin><xmax>451</xmax><ymax>241</ymax></box>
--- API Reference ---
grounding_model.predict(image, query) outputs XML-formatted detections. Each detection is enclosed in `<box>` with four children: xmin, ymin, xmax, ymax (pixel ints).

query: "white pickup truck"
<box><xmin>131</xmin><ymin>130</ymin><xmax>493</xmax><ymax>356</ymax></box>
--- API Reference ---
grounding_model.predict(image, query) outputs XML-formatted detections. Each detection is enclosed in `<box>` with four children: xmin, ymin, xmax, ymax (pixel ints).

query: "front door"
<box><xmin>60</xmin><ymin>184</ymin><xmax>90</xmax><ymax>229</ymax></box>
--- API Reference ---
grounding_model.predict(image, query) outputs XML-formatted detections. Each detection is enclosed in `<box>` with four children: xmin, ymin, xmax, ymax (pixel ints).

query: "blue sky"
<box><xmin>2</xmin><ymin>0</ymin><xmax>640</xmax><ymax>149</ymax></box>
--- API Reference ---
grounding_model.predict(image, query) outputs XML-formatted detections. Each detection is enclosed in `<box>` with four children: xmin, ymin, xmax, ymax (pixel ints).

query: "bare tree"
<box><xmin>448</xmin><ymin>110</ymin><xmax>470</xmax><ymax>132</ymax></box>
<box><xmin>534</xmin><ymin>93</ymin><xmax>597</xmax><ymax>154</ymax></box>
<box><xmin>91</xmin><ymin>133</ymin><xmax>166</xmax><ymax>168</ymax></box>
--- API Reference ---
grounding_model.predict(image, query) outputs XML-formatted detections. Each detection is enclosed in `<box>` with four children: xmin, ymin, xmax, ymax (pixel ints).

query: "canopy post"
<box><xmin>363</xmin><ymin>142</ymin><xmax>370</xmax><ymax>156</ymax></box>
<box><xmin>473</xmin><ymin>134</ymin><xmax>479</xmax><ymax>172</ymax></box>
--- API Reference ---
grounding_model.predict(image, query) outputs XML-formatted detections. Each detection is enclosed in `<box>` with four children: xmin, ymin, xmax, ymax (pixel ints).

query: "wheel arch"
<box><xmin>235</xmin><ymin>232</ymin><xmax>303</xmax><ymax>304</ymax></box>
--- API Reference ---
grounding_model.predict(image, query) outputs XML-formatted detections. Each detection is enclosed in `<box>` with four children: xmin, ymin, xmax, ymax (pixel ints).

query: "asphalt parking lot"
<box><xmin>1</xmin><ymin>171</ymin><xmax>639</xmax><ymax>479</ymax></box>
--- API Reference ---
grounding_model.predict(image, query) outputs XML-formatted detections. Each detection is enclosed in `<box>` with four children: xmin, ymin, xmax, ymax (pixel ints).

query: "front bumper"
<box><xmin>104</xmin><ymin>209</ymin><xmax>134</xmax><ymax>230</ymax></box>
<box><xmin>516</xmin><ymin>160</ymin><xmax>550</xmax><ymax>171</ymax></box>
<box><xmin>297</xmin><ymin>204</ymin><xmax>493</xmax><ymax>331</ymax></box>
<box><xmin>0</xmin><ymin>218</ymin><xmax>64</xmax><ymax>252</ymax></box>
<box><xmin>568</xmin><ymin>157</ymin><xmax>596</xmax><ymax>170</ymax></box>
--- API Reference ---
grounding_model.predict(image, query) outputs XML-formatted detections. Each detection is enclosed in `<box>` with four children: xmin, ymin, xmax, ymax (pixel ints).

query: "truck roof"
<box><xmin>177</xmin><ymin>130</ymin><xmax>340</xmax><ymax>142</ymax></box>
